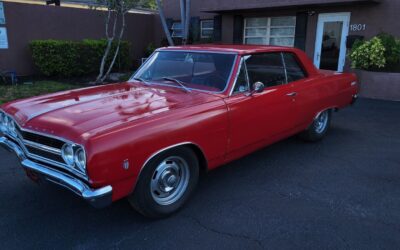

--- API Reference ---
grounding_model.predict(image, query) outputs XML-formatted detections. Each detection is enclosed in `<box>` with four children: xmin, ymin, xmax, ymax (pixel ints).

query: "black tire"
<box><xmin>128</xmin><ymin>147</ymin><xmax>199</xmax><ymax>218</ymax></box>
<box><xmin>300</xmin><ymin>110</ymin><xmax>331</xmax><ymax>142</ymax></box>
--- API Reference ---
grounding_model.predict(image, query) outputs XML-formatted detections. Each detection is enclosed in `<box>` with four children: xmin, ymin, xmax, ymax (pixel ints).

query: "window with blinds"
<box><xmin>244</xmin><ymin>16</ymin><xmax>296</xmax><ymax>47</ymax></box>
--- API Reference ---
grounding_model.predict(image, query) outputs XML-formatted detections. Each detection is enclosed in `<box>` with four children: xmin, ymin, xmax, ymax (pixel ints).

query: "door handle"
<box><xmin>287</xmin><ymin>92</ymin><xmax>297</xmax><ymax>97</ymax></box>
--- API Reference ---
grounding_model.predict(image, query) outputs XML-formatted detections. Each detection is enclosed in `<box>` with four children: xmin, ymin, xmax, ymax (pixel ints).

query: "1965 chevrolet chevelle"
<box><xmin>0</xmin><ymin>45</ymin><xmax>358</xmax><ymax>217</ymax></box>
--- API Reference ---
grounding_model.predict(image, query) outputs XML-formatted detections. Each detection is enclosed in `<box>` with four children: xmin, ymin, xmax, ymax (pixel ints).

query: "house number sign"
<box><xmin>350</xmin><ymin>24</ymin><xmax>366</xmax><ymax>32</ymax></box>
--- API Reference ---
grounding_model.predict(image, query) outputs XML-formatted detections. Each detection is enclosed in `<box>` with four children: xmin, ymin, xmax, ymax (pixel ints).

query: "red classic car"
<box><xmin>0</xmin><ymin>45</ymin><xmax>358</xmax><ymax>217</ymax></box>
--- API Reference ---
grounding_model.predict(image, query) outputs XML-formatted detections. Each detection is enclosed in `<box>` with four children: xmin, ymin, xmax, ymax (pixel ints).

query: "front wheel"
<box><xmin>128</xmin><ymin>147</ymin><xmax>199</xmax><ymax>218</ymax></box>
<box><xmin>300</xmin><ymin>110</ymin><xmax>331</xmax><ymax>142</ymax></box>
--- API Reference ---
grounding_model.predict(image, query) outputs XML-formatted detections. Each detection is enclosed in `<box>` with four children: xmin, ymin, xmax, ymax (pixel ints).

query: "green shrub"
<box><xmin>30</xmin><ymin>39</ymin><xmax>131</xmax><ymax>77</ymax></box>
<box><xmin>376</xmin><ymin>33</ymin><xmax>400</xmax><ymax>70</ymax></box>
<box><xmin>350</xmin><ymin>37</ymin><xmax>386</xmax><ymax>70</ymax></box>
<box><xmin>350</xmin><ymin>33</ymin><xmax>400</xmax><ymax>72</ymax></box>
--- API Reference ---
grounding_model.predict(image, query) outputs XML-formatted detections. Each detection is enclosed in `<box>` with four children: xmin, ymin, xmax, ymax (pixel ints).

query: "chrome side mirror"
<box><xmin>247</xmin><ymin>82</ymin><xmax>265</xmax><ymax>96</ymax></box>
<box><xmin>253</xmin><ymin>82</ymin><xmax>265</xmax><ymax>93</ymax></box>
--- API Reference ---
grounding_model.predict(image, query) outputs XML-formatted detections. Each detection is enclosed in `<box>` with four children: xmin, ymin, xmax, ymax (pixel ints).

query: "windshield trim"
<box><xmin>129</xmin><ymin>50</ymin><xmax>239</xmax><ymax>94</ymax></box>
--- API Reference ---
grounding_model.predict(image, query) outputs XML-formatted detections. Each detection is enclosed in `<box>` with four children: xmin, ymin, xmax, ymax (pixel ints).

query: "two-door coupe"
<box><xmin>0</xmin><ymin>45</ymin><xmax>358</xmax><ymax>217</ymax></box>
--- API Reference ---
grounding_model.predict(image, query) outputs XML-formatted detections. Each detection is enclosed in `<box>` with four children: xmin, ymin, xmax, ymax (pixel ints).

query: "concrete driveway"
<box><xmin>1</xmin><ymin>98</ymin><xmax>399</xmax><ymax>249</ymax></box>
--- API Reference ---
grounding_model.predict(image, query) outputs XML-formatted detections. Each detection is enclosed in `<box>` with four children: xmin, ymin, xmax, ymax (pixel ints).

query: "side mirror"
<box><xmin>247</xmin><ymin>82</ymin><xmax>265</xmax><ymax>96</ymax></box>
<box><xmin>253</xmin><ymin>82</ymin><xmax>265</xmax><ymax>93</ymax></box>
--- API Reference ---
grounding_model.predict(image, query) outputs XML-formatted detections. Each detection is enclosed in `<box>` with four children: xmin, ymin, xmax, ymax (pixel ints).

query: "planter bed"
<box><xmin>354</xmin><ymin>70</ymin><xmax>400</xmax><ymax>101</ymax></box>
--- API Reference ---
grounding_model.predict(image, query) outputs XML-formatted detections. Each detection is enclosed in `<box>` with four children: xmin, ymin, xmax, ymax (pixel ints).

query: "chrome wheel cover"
<box><xmin>150</xmin><ymin>156</ymin><xmax>190</xmax><ymax>206</ymax></box>
<box><xmin>315</xmin><ymin>111</ymin><xmax>329</xmax><ymax>134</ymax></box>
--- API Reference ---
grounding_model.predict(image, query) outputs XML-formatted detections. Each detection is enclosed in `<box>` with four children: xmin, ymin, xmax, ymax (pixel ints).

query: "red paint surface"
<box><xmin>1</xmin><ymin>45</ymin><xmax>358</xmax><ymax>202</ymax></box>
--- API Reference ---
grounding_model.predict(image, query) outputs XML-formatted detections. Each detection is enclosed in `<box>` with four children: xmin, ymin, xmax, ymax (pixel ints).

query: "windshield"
<box><xmin>132</xmin><ymin>51</ymin><xmax>237</xmax><ymax>92</ymax></box>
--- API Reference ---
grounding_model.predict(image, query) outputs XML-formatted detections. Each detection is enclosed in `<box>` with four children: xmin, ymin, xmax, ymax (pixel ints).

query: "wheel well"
<box><xmin>140</xmin><ymin>143</ymin><xmax>208</xmax><ymax>177</ymax></box>
<box><xmin>184</xmin><ymin>144</ymin><xmax>208</xmax><ymax>176</ymax></box>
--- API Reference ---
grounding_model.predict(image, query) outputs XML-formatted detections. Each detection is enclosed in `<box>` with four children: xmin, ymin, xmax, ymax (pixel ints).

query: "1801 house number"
<box><xmin>350</xmin><ymin>24</ymin><xmax>366</xmax><ymax>31</ymax></box>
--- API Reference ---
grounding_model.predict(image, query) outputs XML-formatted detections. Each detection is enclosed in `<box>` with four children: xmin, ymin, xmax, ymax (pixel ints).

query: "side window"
<box><xmin>245</xmin><ymin>53</ymin><xmax>286</xmax><ymax>88</ymax></box>
<box><xmin>283</xmin><ymin>53</ymin><xmax>307</xmax><ymax>82</ymax></box>
<box><xmin>233</xmin><ymin>60</ymin><xmax>249</xmax><ymax>93</ymax></box>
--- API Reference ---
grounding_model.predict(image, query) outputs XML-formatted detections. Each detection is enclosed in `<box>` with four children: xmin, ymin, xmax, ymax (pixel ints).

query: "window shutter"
<box><xmin>213</xmin><ymin>15</ymin><xmax>222</xmax><ymax>42</ymax></box>
<box><xmin>190</xmin><ymin>17</ymin><xmax>201</xmax><ymax>42</ymax></box>
<box><xmin>233</xmin><ymin>15</ymin><xmax>244</xmax><ymax>44</ymax></box>
<box><xmin>294</xmin><ymin>12</ymin><xmax>308</xmax><ymax>51</ymax></box>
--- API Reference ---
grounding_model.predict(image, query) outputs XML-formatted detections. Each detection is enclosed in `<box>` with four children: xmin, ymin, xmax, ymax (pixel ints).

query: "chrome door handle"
<box><xmin>287</xmin><ymin>92</ymin><xmax>297</xmax><ymax>97</ymax></box>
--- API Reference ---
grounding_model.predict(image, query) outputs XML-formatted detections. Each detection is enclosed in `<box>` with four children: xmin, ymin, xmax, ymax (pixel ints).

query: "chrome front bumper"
<box><xmin>0</xmin><ymin>136</ymin><xmax>112</xmax><ymax>208</ymax></box>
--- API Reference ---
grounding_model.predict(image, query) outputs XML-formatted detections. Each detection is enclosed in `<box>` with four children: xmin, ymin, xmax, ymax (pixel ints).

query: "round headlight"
<box><xmin>8</xmin><ymin>119</ymin><xmax>17</xmax><ymax>136</ymax></box>
<box><xmin>74</xmin><ymin>148</ymin><xmax>86</xmax><ymax>171</ymax></box>
<box><xmin>0</xmin><ymin>112</ymin><xmax>5</xmax><ymax>131</ymax></box>
<box><xmin>3</xmin><ymin>115</ymin><xmax>10</xmax><ymax>133</ymax></box>
<box><xmin>61</xmin><ymin>144</ymin><xmax>75</xmax><ymax>166</ymax></box>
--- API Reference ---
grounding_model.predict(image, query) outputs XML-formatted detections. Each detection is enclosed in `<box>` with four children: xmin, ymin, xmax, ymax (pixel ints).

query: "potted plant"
<box><xmin>349</xmin><ymin>33</ymin><xmax>400</xmax><ymax>101</ymax></box>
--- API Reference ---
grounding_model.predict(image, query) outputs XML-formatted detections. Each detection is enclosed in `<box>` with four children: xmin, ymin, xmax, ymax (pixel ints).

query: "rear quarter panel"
<box><xmin>294</xmin><ymin>71</ymin><xmax>358</xmax><ymax>128</ymax></box>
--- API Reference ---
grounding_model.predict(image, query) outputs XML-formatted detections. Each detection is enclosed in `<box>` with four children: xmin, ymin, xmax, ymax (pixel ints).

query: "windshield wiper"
<box><xmin>162</xmin><ymin>77</ymin><xmax>191</xmax><ymax>93</ymax></box>
<box><xmin>132</xmin><ymin>77</ymin><xmax>149</xmax><ymax>85</ymax></box>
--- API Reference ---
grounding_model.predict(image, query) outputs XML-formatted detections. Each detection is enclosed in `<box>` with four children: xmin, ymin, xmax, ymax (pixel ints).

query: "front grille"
<box><xmin>18</xmin><ymin>128</ymin><xmax>64</xmax><ymax>149</ymax></box>
<box><xmin>7</xmin><ymin>125</ymin><xmax>88</xmax><ymax>180</ymax></box>
<box><xmin>25</xmin><ymin>145</ymin><xmax>64</xmax><ymax>162</ymax></box>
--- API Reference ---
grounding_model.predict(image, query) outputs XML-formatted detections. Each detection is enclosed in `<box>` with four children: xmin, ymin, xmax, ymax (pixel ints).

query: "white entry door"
<box><xmin>314</xmin><ymin>13</ymin><xmax>350</xmax><ymax>72</ymax></box>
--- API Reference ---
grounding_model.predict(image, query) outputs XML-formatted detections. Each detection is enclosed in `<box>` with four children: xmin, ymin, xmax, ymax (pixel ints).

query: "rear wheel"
<box><xmin>300</xmin><ymin>110</ymin><xmax>331</xmax><ymax>142</ymax></box>
<box><xmin>128</xmin><ymin>147</ymin><xmax>199</xmax><ymax>218</ymax></box>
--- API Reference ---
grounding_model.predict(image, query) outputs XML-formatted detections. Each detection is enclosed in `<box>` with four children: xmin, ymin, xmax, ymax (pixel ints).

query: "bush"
<box><xmin>349</xmin><ymin>37</ymin><xmax>386</xmax><ymax>70</ymax></box>
<box><xmin>377</xmin><ymin>33</ymin><xmax>400</xmax><ymax>70</ymax></box>
<box><xmin>350</xmin><ymin>33</ymin><xmax>400</xmax><ymax>72</ymax></box>
<box><xmin>30</xmin><ymin>39</ymin><xmax>131</xmax><ymax>77</ymax></box>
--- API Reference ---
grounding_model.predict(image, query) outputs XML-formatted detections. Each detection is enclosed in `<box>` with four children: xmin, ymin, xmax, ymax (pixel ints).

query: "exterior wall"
<box><xmin>162</xmin><ymin>0</ymin><xmax>399</xmax><ymax>71</ymax></box>
<box><xmin>304</xmin><ymin>2</ymin><xmax>400</xmax><ymax>60</ymax></box>
<box><xmin>0</xmin><ymin>1</ymin><xmax>157</xmax><ymax>75</ymax></box>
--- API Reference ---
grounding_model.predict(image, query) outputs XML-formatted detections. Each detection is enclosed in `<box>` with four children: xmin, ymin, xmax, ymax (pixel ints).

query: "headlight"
<box><xmin>0</xmin><ymin>112</ymin><xmax>5</xmax><ymax>132</ymax></box>
<box><xmin>8</xmin><ymin>119</ymin><xmax>17</xmax><ymax>136</ymax></box>
<box><xmin>0</xmin><ymin>112</ymin><xmax>18</xmax><ymax>137</ymax></box>
<box><xmin>3</xmin><ymin>115</ymin><xmax>11</xmax><ymax>134</ymax></box>
<box><xmin>74</xmin><ymin>148</ymin><xmax>86</xmax><ymax>171</ymax></box>
<box><xmin>61</xmin><ymin>143</ymin><xmax>75</xmax><ymax>166</ymax></box>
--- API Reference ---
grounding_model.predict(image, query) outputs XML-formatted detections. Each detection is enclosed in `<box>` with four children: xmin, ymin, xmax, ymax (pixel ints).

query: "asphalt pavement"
<box><xmin>1</xmin><ymin>98</ymin><xmax>399</xmax><ymax>249</ymax></box>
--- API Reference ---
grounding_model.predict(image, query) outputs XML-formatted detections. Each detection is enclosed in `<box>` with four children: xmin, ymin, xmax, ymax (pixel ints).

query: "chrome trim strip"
<box><xmin>229</xmin><ymin>57</ymin><xmax>244</xmax><ymax>96</ymax></box>
<box><xmin>229</xmin><ymin>55</ymin><xmax>251</xmax><ymax>97</ymax></box>
<box><xmin>281</xmin><ymin>52</ymin><xmax>289</xmax><ymax>84</ymax></box>
<box><xmin>156</xmin><ymin>49</ymin><xmax>238</xmax><ymax>55</ymax></box>
<box><xmin>0</xmin><ymin>137</ymin><xmax>112</xmax><ymax>208</ymax></box>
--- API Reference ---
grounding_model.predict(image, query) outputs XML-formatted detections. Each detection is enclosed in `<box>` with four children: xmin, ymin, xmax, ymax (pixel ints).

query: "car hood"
<box><xmin>1</xmin><ymin>82</ymin><xmax>221</xmax><ymax>142</ymax></box>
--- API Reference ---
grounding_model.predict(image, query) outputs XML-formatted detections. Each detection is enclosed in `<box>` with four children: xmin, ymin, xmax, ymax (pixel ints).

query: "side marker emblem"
<box><xmin>123</xmin><ymin>159</ymin><xmax>130</xmax><ymax>170</ymax></box>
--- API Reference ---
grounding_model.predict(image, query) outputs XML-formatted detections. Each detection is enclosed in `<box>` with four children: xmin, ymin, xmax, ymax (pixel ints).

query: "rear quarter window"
<box><xmin>283</xmin><ymin>53</ymin><xmax>307</xmax><ymax>82</ymax></box>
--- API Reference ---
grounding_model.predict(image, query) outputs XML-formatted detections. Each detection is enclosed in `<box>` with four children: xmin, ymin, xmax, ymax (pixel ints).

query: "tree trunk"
<box><xmin>156</xmin><ymin>0</ymin><xmax>174</xmax><ymax>46</ymax></box>
<box><xmin>96</xmin><ymin>10</ymin><xmax>119</xmax><ymax>83</ymax></box>
<box><xmin>101</xmin><ymin>9</ymin><xmax>127</xmax><ymax>82</ymax></box>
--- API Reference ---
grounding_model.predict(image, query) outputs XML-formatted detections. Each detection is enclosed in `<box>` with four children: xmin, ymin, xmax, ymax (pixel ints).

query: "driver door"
<box><xmin>225</xmin><ymin>53</ymin><xmax>297</xmax><ymax>160</ymax></box>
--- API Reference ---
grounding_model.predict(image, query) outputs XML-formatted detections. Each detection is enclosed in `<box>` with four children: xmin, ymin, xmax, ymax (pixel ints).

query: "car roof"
<box><xmin>157</xmin><ymin>44</ymin><xmax>299</xmax><ymax>55</ymax></box>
